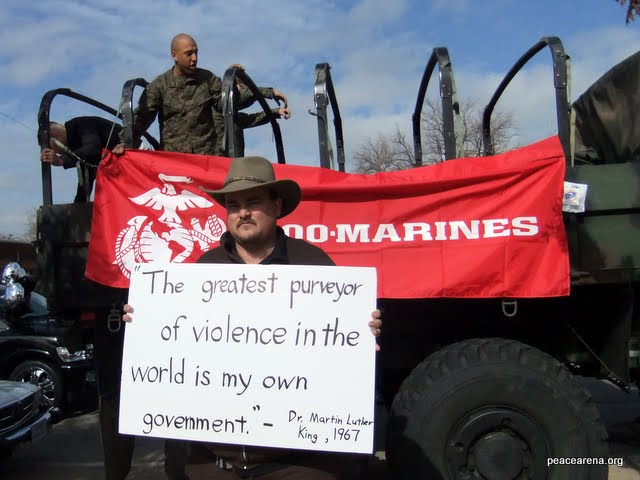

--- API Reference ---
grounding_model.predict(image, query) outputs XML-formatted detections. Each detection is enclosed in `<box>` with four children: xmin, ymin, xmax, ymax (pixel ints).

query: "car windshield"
<box><xmin>28</xmin><ymin>292</ymin><xmax>48</xmax><ymax>316</ymax></box>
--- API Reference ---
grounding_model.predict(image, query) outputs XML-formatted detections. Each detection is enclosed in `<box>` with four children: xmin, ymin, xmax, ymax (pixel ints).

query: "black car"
<box><xmin>0</xmin><ymin>379</ymin><xmax>51</xmax><ymax>457</ymax></box>
<box><xmin>0</xmin><ymin>265</ymin><xmax>95</xmax><ymax>415</ymax></box>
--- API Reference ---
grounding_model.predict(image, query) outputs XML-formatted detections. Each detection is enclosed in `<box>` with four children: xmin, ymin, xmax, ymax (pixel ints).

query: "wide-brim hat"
<box><xmin>200</xmin><ymin>156</ymin><xmax>301</xmax><ymax>218</ymax></box>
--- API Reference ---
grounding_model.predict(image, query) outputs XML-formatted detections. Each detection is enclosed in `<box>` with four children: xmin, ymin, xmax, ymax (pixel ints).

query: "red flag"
<box><xmin>86</xmin><ymin>136</ymin><xmax>569</xmax><ymax>298</ymax></box>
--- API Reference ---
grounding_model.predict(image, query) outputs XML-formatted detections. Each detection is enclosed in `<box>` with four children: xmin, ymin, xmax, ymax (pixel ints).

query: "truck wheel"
<box><xmin>387</xmin><ymin>338</ymin><xmax>608</xmax><ymax>480</ymax></box>
<box><xmin>9</xmin><ymin>360</ymin><xmax>63</xmax><ymax>409</ymax></box>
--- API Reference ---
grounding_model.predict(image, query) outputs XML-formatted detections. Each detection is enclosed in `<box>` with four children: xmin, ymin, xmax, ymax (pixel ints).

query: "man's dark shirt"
<box><xmin>62</xmin><ymin>116</ymin><xmax>122</xmax><ymax>168</ymax></box>
<box><xmin>198</xmin><ymin>227</ymin><xmax>335</xmax><ymax>267</ymax></box>
<box><xmin>61</xmin><ymin>116</ymin><xmax>123</xmax><ymax>203</ymax></box>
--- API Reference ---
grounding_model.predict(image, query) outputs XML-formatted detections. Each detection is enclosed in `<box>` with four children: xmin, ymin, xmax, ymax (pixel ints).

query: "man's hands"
<box><xmin>272</xmin><ymin>88</ymin><xmax>288</xmax><ymax>107</ymax></box>
<box><xmin>112</xmin><ymin>143</ymin><xmax>125</xmax><ymax>156</ymax></box>
<box><xmin>122</xmin><ymin>304</ymin><xmax>133</xmax><ymax>322</ymax></box>
<box><xmin>40</xmin><ymin>148</ymin><xmax>63</xmax><ymax>167</ymax></box>
<box><xmin>370</xmin><ymin>309</ymin><xmax>382</xmax><ymax>352</ymax></box>
<box><xmin>277</xmin><ymin>107</ymin><xmax>292</xmax><ymax>120</ymax></box>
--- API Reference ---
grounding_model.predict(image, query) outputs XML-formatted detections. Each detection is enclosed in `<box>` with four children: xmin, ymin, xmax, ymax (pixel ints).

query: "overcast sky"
<box><xmin>1</xmin><ymin>0</ymin><xmax>638</xmax><ymax>237</ymax></box>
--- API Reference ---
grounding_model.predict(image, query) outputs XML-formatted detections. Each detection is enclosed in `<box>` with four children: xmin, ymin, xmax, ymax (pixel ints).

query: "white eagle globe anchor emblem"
<box><xmin>113</xmin><ymin>174</ymin><xmax>226</xmax><ymax>278</ymax></box>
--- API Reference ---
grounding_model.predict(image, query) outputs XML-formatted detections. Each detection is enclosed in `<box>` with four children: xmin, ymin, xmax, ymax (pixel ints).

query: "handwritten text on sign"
<box><xmin>119</xmin><ymin>263</ymin><xmax>377</xmax><ymax>454</ymax></box>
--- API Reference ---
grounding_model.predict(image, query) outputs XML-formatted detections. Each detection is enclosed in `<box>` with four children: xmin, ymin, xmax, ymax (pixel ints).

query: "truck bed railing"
<box><xmin>482</xmin><ymin>36</ymin><xmax>570</xmax><ymax>158</ymax></box>
<box><xmin>412</xmin><ymin>47</ymin><xmax>459</xmax><ymax>166</ymax></box>
<box><xmin>120</xmin><ymin>78</ymin><xmax>161</xmax><ymax>150</ymax></box>
<box><xmin>220</xmin><ymin>67</ymin><xmax>286</xmax><ymax>163</ymax></box>
<box><xmin>311</xmin><ymin>63</ymin><xmax>345</xmax><ymax>171</ymax></box>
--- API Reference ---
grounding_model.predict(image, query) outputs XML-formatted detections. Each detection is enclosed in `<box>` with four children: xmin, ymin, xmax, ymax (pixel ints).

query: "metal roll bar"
<box><xmin>310</xmin><ymin>63</ymin><xmax>345</xmax><ymax>171</ymax></box>
<box><xmin>482</xmin><ymin>36</ymin><xmax>570</xmax><ymax>158</ymax></box>
<box><xmin>120</xmin><ymin>78</ymin><xmax>161</xmax><ymax>149</ymax></box>
<box><xmin>220</xmin><ymin>67</ymin><xmax>285</xmax><ymax>164</ymax></box>
<box><xmin>412</xmin><ymin>47</ymin><xmax>458</xmax><ymax>166</ymax></box>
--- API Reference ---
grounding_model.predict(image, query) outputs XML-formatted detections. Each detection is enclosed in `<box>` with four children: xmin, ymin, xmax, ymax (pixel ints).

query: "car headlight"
<box><xmin>2</xmin><ymin>262</ymin><xmax>25</xmax><ymax>284</ymax></box>
<box><xmin>56</xmin><ymin>346</ymin><xmax>90</xmax><ymax>362</ymax></box>
<box><xmin>4</xmin><ymin>281</ymin><xmax>25</xmax><ymax>308</ymax></box>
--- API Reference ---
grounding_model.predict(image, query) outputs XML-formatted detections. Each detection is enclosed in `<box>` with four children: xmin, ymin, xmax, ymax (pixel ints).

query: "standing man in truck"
<box><xmin>113</xmin><ymin>36</ymin><xmax>287</xmax><ymax>156</ymax></box>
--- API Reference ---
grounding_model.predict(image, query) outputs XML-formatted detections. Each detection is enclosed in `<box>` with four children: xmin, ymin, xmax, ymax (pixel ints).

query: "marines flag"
<box><xmin>86</xmin><ymin>136</ymin><xmax>570</xmax><ymax>299</ymax></box>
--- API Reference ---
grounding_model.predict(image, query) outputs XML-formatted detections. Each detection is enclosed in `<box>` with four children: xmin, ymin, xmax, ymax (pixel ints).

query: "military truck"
<box><xmin>33</xmin><ymin>36</ymin><xmax>639</xmax><ymax>479</ymax></box>
<box><xmin>304</xmin><ymin>36</ymin><xmax>639</xmax><ymax>479</ymax></box>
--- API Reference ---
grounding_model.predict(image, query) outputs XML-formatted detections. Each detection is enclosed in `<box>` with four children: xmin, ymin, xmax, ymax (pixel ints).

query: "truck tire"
<box><xmin>387</xmin><ymin>338</ymin><xmax>608</xmax><ymax>480</ymax></box>
<box><xmin>9</xmin><ymin>360</ymin><xmax>63</xmax><ymax>410</ymax></box>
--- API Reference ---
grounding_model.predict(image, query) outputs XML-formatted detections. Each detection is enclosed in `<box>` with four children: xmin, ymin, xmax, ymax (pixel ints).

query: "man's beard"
<box><xmin>234</xmin><ymin>222</ymin><xmax>261</xmax><ymax>246</ymax></box>
<box><xmin>233</xmin><ymin>222</ymin><xmax>277</xmax><ymax>251</ymax></box>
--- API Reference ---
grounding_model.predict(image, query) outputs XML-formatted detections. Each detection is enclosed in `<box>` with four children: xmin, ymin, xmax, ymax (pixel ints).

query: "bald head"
<box><xmin>170</xmin><ymin>34</ymin><xmax>198</xmax><ymax>76</ymax></box>
<box><xmin>49</xmin><ymin>122</ymin><xmax>68</xmax><ymax>151</ymax></box>
<box><xmin>171</xmin><ymin>34</ymin><xmax>196</xmax><ymax>52</ymax></box>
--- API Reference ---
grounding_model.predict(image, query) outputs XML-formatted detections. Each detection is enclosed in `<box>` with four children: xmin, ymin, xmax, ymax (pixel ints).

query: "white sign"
<box><xmin>119</xmin><ymin>263</ymin><xmax>378</xmax><ymax>454</ymax></box>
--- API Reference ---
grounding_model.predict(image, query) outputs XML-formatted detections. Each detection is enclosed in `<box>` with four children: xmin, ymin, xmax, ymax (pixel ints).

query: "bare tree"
<box><xmin>352</xmin><ymin>124</ymin><xmax>415</xmax><ymax>173</ymax></box>
<box><xmin>352</xmin><ymin>99</ymin><xmax>518</xmax><ymax>173</ymax></box>
<box><xmin>24</xmin><ymin>208</ymin><xmax>37</xmax><ymax>241</ymax></box>
<box><xmin>419</xmin><ymin>97</ymin><xmax>464</xmax><ymax>164</ymax></box>
<box><xmin>422</xmin><ymin>97</ymin><xmax>518</xmax><ymax>163</ymax></box>
<box><xmin>0</xmin><ymin>209</ymin><xmax>37</xmax><ymax>242</ymax></box>
<box><xmin>617</xmin><ymin>0</ymin><xmax>640</xmax><ymax>23</ymax></box>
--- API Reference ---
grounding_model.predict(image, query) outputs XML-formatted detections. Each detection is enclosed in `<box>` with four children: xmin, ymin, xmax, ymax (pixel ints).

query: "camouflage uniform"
<box><xmin>222</xmin><ymin>107</ymin><xmax>284</xmax><ymax>157</ymax></box>
<box><xmin>125</xmin><ymin>67</ymin><xmax>248</xmax><ymax>155</ymax></box>
<box><xmin>212</xmin><ymin>85</ymin><xmax>279</xmax><ymax>156</ymax></box>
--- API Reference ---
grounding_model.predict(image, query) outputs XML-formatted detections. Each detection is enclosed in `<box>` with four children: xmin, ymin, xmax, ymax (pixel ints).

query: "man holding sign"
<box><xmin>123</xmin><ymin>156</ymin><xmax>382</xmax><ymax>479</ymax></box>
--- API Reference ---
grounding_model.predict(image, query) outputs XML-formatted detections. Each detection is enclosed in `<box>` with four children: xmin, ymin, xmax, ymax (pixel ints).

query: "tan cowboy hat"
<box><xmin>200</xmin><ymin>156</ymin><xmax>301</xmax><ymax>218</ymax></box>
